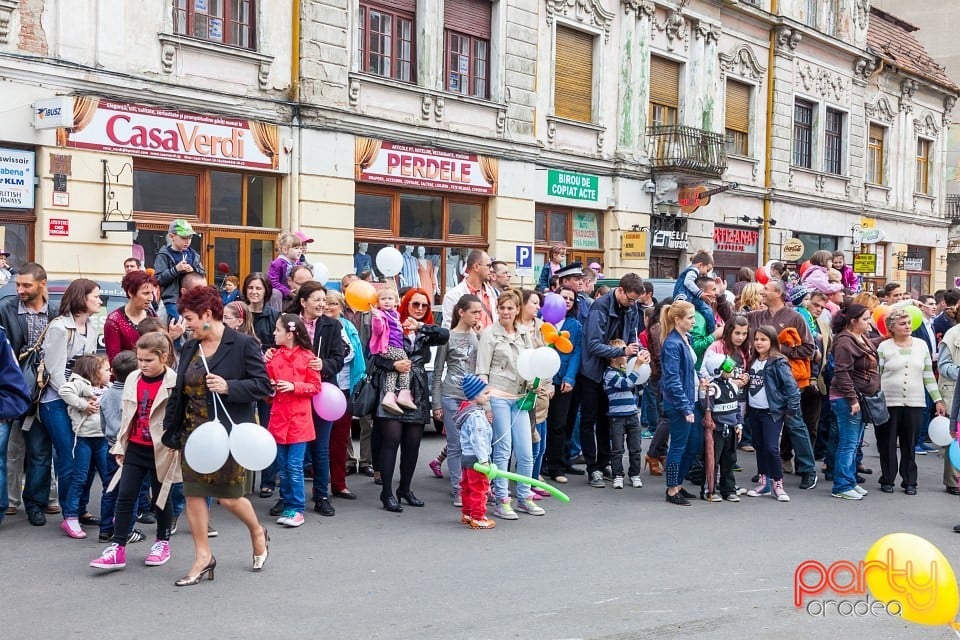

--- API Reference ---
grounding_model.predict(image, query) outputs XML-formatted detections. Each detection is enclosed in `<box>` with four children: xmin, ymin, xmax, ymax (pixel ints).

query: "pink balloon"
<box><xmin>312</xmin><ymin>382</ymin><xmax>347</xmax><ymax>421</ymax></box>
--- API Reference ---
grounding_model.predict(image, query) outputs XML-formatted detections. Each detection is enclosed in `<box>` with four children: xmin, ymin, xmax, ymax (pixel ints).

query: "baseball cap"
<box><xmin>0</xmin><ymin>250</ymin><xmax>9</xmax><ymax>257</ymax></box>
<box><xmin>168</xmin><ymin>219</ymin><xmax>195</xmax><ymax>237</ymax></box>
<box><xmin>294</xmin><ymin>230</ymin><xmax>315</xmax><ymax>245</ymax></box>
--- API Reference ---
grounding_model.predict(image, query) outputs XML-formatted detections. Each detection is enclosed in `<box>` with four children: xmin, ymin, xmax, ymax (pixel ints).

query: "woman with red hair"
<box><xmin>104</xmin><ymin>270</ymin><xmax>162</xmax><ymax>362</ymax></box>
<box><xmin>369</xmin><ymin>288</ymin><xmax>448</xmax><ymax>511</ymax></box>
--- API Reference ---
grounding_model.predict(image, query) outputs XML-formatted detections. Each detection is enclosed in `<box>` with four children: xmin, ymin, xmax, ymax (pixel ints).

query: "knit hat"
<box><xmin>461</xmin><ymin>374</ymin><xmax>487</xmax><ymax>401</ymax></box>
<box><xmin>789</xmin><ymin>285</ymin><xmax>811</xmax><ymax>307</ymax></box>
<box><xmin>168</xmin><ymin>219</ymin><xmax>195</xmax><ymax>237</ymax></box>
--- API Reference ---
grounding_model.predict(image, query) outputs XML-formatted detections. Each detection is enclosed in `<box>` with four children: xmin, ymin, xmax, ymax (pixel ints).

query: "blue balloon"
<box><xmin>950</xmin><ymin>440</ymin><xmax>960</xmax><ymax>470</ymax></box>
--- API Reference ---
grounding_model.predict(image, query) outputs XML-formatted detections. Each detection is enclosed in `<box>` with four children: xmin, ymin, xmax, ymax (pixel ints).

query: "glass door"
<box><xmin>205</xmin><ymin>231</ymin><xmax>277</xmax><ymax>289</ymax></box>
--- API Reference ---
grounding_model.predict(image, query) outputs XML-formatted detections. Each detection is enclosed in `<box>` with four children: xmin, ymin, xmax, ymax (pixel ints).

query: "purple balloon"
<box><xmin>541</xmin><ymin>292</ymin><xmax>567</xmax><ymax>325</ymax></box>
<box><xmin>312</xmin><ymin>382</ymin><xmax>347</xmax><ymax>421</ymax></box>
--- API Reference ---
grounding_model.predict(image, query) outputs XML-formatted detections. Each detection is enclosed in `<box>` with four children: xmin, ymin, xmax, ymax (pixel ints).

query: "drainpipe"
<box><xmin>289</xmin><ymin>1</ymin><xmax>301</xmax><ymax>233</ymax></box>
<box><xmin>289</xmin><ymin>0</ymin><xmax>300</xmax><ymax>102</ymax></box>
<box><xmin>762</xmin><ymin>0</ymin><xmax>779</xmax><ymax>264</ymax></box>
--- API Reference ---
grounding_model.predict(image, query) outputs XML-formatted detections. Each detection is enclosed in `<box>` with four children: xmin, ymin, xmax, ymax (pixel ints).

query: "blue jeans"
<box><xmin>640</xmin><ymin>384</ymin><xmax>660</xmax><ymax>430</ymax></box>
<box><xmin>309</xmin><ymin>417</ymin><xmax>333</xmax><ymax>502</ymax></box>
<box><xmin>64</xmin><ymin>436</ymin><xmax>109</xmax><ymax>519</ymax></box>
<box><xmin>440</xmin><ymin>396</ymin><xmax>464</xmax><ymax>496</ymax></box>
<box><xmin>531</xmin><ymin>420</ymin><xmax>547</xmax><ymax>481</ymax></box>
<box><xmin>831</xmin><ymin>398</ymin><xmax>864</xmax><ymax>493</ymax></box>
<box><xmin>170</xmin><ymin>482</ymin><xmax>185</xmax><ymax>518</ymax></box>
<box><xmin>489</xmin><ymin>397</ymin><xmax>533</xmax><ymax>501</ymax></box>
<box><xmin>568</xmin><ymin>411</ymin><xmax>582</xmax><ymax>460</ymax></box>
<box><xmin>0</xmin><ymin>421</ymin><xmax>9</xmax><ymax>522</ymax></box>
<box><xmin>276</xmin><ymin>442</ymin><xmax>307</xmax><ymax>513</ymax></box>
<box><xmin>24</xmin><ymin>400</ymin><xmax>76</xmax><ymax>513</ymax></box>
<box><xmin>664</xmin><ymin>407</ymin><xmax>701</xmax><ymax>488</ymax></box>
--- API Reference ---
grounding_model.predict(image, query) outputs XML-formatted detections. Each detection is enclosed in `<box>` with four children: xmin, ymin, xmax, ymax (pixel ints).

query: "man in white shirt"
<box><xmin>441</xmin><ymin>250</ymin><xmax>498</xmax><ymax>330</ymax></box>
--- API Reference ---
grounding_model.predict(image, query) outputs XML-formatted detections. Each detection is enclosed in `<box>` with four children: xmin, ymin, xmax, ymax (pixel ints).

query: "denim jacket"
<box><xmin>660</xmin><ymin>329</ymin><xmax>696</xmax><ymax>416</ymax></box>
<box><xmin>553</xmin><ymin>315</ymin><xmax>582</xmax><ymax>388</ymax></box>
<box><xmin>756</xmin><ymin>355</ymin><xmax>801</xmax><ymax>419</ymax></box>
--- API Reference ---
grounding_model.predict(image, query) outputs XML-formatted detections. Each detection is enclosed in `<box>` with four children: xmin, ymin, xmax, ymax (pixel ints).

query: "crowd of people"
<box><xmin>0</xmin><ymin>224</ymin><xmax>958</xmax><ymax>587</ymax></box>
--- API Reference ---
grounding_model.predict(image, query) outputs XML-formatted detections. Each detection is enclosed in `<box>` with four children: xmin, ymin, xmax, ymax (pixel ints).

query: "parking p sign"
<box><xmin>516</xmin><ymin>244</ymin><xmax>534</xmax><ymax>279</ymax></box>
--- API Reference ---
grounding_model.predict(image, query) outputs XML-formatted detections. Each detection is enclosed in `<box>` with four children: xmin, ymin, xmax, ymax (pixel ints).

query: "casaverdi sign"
<box><xmin>63</xmin><ymin>99</ymin><xmax>281</xmax><ymax>171</ymax></box>
<box><xmin>0</xmin><ymin>148</ymin><xmax>35</xmax><ymax>209</ymax></box>
<box><xmin>547</xmin><ymin>169</ymin><xmax>598</xmax><ymax>202</ymax></box>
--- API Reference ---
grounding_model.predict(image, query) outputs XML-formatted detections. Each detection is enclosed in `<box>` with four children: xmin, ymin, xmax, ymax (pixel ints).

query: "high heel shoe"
<box><xmin>252</xmin><ymin>526</ymin><xmax>270</xmax><ymax>572</ymax></box>
<box><xmin>174</xmin><ymin>556</ymin><xmax>216</xmax><ymax>587</ymax></box>
<box><xmin>397</xmin><ymin>491</ymin><xmax>425</xmax><ymax>507</ymax></box>
<box><xmin>381</xmin><ymin>496</ymin><xmax>403</xmax><ymax>513</ymax></box>
<box><xmin>644</xmin><ymin>455</ymin><xmax>663</xmax><ymax>476</ymax></box>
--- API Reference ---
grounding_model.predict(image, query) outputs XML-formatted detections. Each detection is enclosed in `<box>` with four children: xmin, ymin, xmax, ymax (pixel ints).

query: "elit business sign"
<box><xmin>0</xmin><ymin>148</ymin><xmax>36</xmax><ymax>209</ymax></box>
<box><xmin>547</xmin><ymin>169</ymin><xmax>598</xmax><ymax>202</ymax></box>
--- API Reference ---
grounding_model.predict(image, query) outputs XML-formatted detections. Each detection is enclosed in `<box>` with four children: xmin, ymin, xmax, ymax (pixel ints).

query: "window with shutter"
<box><xmin>649</xmin><ymin>56</ymin><xmax>680</xmax><ymax>126</ymax></box>
<box><xmin>867</xmin><ymin>123</ymin><xmax>885</xmax><ymax>185</ymax></box>
<box><xmin>554</xmin><ymin>26</ymin><xmax>594</xmax><ymax>123</ymax></box>
<box><xmin>444</xmin><ymin>0</ymin><xmax>491</xmax><ymax>99</ymax></box>
<box><xmin>725</xmin><ymin>80</ymin><xmax>750</xmax><ymax>156</ymax></box>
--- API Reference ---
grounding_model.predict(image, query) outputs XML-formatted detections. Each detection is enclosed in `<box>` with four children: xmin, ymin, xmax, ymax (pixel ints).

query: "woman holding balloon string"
<box><xmin>162</xmin><ymin>286</ymin><xmax>272</xmax><ymax>585</ymax></box>
<box><xmin>369</xmin><ymin>287</ymin><xmax>448</xmax><ymax>512</ymax></box>
<box><xmin>519</xmin><ymin>289</ymin><xmax>554</xmax><ymax>496</ymax></box>
<box><xmin>542</xmin><ymin>286</ymin><xmax>582</xmax><ymax>485</ymax></box>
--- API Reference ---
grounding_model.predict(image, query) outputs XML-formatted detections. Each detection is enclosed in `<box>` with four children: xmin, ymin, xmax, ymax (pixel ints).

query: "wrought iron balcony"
<box><xmin>646</xmin><ymin>125</ymin><xmax>728</xmax><ymax>179</ymax></box>
<box><xmin>947</xmin><ymin>194</ymin><xmax>960</xmax><ymax>223</ymax></box>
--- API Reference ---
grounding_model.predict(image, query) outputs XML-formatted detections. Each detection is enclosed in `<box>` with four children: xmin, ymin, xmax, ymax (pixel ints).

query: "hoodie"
<box><xmin>829</xmin><ymin>330</ymin><xmax>880</xmax><ymax>404</ymax></box>
<box><xmin>59</xmin><ymin>373</ymin><xmax>105</xmax><ymax>438</ymax></box>
<box><xmin>778</xmin><ymin>327</ymin><xmax>811</xmax><ymax>389</ymax></box>
<box><xmin>456</xmin><ymin>400</ymin><xmax>492</xmax><ymax>465</ymax></box>
<box><xmin>799</xmin><ymin>265</ymin><xmax>842</xmax><ymax>295</ymax></box>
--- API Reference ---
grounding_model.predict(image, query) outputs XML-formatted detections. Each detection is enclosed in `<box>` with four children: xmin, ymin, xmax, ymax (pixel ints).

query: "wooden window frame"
<box><xmin>793</xmin><ymin>99</ymin><xmax>813</xmax><ymax>169</ymax></box>
<box><xmin>173</xmin><ymin>0</ymin><xmax>256</xmax><ymax>50</ymax></box>
<box><xmin>649</xmin><ymin>56</ymin><xmax>680</xmax><ymax>127</ymax></box>
<box><xmin>916</xmin><ymin>138</ymin><xmax>932</xmax><ymax>195</ymax></box>
<box><xmin>354</xmin><ymin>185</ymin><xmax>487</xmax><ymax>245</ymax></box>
<box><xmin>824</xmin><ymin>107</ymin><xmax>844</xmax><ymax>175</ymax></box>
<box><xmin>725</xmin><ymin>80</ymin><xmax>751</xmax><ymax>157</ymax></box>
<box><xmin>445</xmin><ymin>30</ymin><xmax>489</xmax><ymax>99</ymax></box>
<box><xmin>867</xmin><ymin>123</ymin><xmax>885</xmax><ymax>185</ymax></box>
<box><xmin>358</xmin><ymin>2</ymin><xmax>416</xmax><ymax>83</ymax></box>
<box><xmin>534</xmin><ymin>206</ymin><xmax>603</xmax><ymax>255</ymax></box>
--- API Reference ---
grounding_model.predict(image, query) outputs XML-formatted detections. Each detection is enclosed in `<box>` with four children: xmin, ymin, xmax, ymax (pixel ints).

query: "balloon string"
<box><xmin>198</xmin><ymin>346</ymin><xmax>236</xmax><ymax>426</ymax></box>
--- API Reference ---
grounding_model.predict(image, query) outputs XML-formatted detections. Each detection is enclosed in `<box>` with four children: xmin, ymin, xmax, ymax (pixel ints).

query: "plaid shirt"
<box><xmin>19</xmin><ymin>299</ymin><xmax>50</xmax><ymax>351</ymax></box>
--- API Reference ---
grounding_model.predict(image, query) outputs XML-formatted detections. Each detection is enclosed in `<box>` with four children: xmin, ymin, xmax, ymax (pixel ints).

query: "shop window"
<box><xmin>795</xmin><ymin>233</ymin><xmax>837</xmax><ymax>262</ymax></box>
<box><xmin>792</xmin><ymin>99</ymin><xmax>813</xmax><ymax>169</ymax></box>
<box><xmin>916</xmin><ymin>138</ymin><xmax>931</xmax><ymax>194</ymax></box>
<box><xmin>534</xmin><ymin>206</ymin><xmax>603</xmax><ymax>281</ymax></box>
<box><xmin>824</xmin><ymin>108</ymin><xmax>844</xmax><ymax>175</ymax></box>
<box><xmin>725</xmin><ymin>80</ymin><xmax>751</xmax><ymax>157</ymax></box>
<box><xmin>399</xmin><ymin>193</ymin><xmax>443</xmax><ymax>240</ymax></box>
<box><xmin>211</xmin><ymin>171</ymin><xmax>243</xmax><ymax>226</ymax></box>
<box><xmin>0</xmin><ymin>218</ymin><xmax>34</xmax><ymax>270</ymax></box>
<box><xmin>173</xmin><ymin>0</ymin><xmax>256</xmax><ymax>50</ymax></box>
<box><xmin>444</xmin><ymin>0</ymin><xmax>491</xmax><ymax>99</ymax></box>
<box><xmin>449</xmin><ymin>201</ymin><xmax>482</xmax><ymax>236</ymax></box>
<box><xmin>867</xmin><ymin>123</ymin><xmax>885</xmax><ymax>185</ymax></box>
<box><xmin>356</xmin><ymin>192</ymin><xmax>393</xmax><ymax>229</ymax></box>
<box><xmin>649</xmin><ymin>56</ymin><xmax>680</xmax><ymax>127</ymax></box>
<box><xmin>133</xmin><ymin>169</ymin><xmax>199</xmax><ymax>216</ymax></box>
<box><xmin>554</xmin><ymin>25</ymin><xmax>595</xmax><ymax>123</ymax></box>
<box><xmin>247</xmin><ymin>175</ymin><xmax>278</xmax><ymax>227</ymax></box>
<box><xmin>358</xmin><ymin>1</ymin><xmax>416</xmax><ymax>83</ymax></box>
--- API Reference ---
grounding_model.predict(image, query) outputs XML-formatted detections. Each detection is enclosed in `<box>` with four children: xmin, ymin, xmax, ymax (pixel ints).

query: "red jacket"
<box><xmin>266</xmin><ymin>346</ymin><xmax>321</xmax><ymax>444</ymax></box>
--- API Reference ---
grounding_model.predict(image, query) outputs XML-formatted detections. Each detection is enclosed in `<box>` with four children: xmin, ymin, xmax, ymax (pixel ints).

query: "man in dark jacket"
<box><xmin>0</xmin><ymin>324</ymin><xmax>32</xmax><ymax>528</ymax></box>
<box><xmin>573</xmin><ymin>273</ymin><xmax>646</xmax><ymax>487</ymax></box>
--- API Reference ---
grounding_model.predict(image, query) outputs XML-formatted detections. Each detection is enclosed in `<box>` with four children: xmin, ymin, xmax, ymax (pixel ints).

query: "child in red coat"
<box><xmin>267</xmin><ymin>314</ymin><xmax>321</xmax><ymax>528</ymax></box>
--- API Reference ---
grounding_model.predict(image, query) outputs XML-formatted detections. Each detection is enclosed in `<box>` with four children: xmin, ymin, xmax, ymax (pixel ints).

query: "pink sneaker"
<box><xmin>428</xmin><ymin>459</ymin><xmax>443</xmax><ymax>478</ymax></box>
<box><xmin>90</xmin><ymin>543</ymin><xmax>126</xmax><ymax>570</ymax></box>
<box><xmin>529</xmin><ymin>491</ymin><xmax>542</xmax><ymax>501</ymax></box>
<box><xmin>531</xmin><ymin>487</ymin><xmax>550</xmax><ymax>498</ymax></box>
<box><xmin>144</xmin><ymin>540</ymin><xmax>171</xmax><ymax>566</ymax></box>
<box><xmin>61</xmin><ymin>518</ymin><xmax>87</xmax><ymax>539</ymax></box>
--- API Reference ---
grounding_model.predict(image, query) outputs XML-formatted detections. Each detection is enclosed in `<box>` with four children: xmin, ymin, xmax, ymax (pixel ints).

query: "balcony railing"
<box><xmin>947</xmin><ymin>194</ymin><xmax>960</xmax><ymax>223</ymax></box>
<box><xmin>646</xmin><ymin>125</ymin><xmax>728</xmax><ymax>179</ymax></box>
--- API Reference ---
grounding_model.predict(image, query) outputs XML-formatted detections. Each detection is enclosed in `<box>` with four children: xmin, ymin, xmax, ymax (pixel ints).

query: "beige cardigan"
<box><xmin>107</xmin><ymin>368</ymin><xmax>182</xmax><ymax>508</ymax></box>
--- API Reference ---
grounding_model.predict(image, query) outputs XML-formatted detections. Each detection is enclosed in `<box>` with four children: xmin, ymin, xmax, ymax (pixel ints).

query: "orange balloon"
<box><xmin>345</xmin><ymin>280</ymin><xmax>376</xmax><ymax>313</ymax></box>
<box><xmin>541</xmin><ymin>322</ymin><xmax>559</xmax><ymax>341</ymax></box>
<box><xmin>872</xmin><ymin>305</ymin><xmax>889</xmax><ymax>326</ymax></box>
<box><xmin>555</xmin><ymin>336</ymin><xmax>573</xmax><ymax>354</ymax></box>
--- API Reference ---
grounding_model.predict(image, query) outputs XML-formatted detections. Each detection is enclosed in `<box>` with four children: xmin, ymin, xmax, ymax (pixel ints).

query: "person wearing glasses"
<box><xmin>489</xmin><ymin>261</ymin><xmax>511</xmax><ymax>296</ymax></box>
<box><xmin>576</xmin><ymin>273</ymin><xmax>646</xmax><ymax>488</ymax></box>
<box><xmin>441</xmin><ymin>250</ymin><xmax>498</xmax><ymax>331</ymax></box>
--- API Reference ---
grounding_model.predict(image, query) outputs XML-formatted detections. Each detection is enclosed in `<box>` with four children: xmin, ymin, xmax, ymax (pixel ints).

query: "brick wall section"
<box><xmin>17</xmin><ymin>0</ymin><xmax>47</xmax><ymax>55</ymax></box>
<box><xmin>502</xmin><ymin>0</ymin><xmax>537</xmax><ymax>138</ymax></box>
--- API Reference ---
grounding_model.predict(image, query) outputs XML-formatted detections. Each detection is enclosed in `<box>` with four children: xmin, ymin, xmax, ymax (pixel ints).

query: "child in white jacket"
<box><xmin>58</xmin><ymin>354</ymin><xmax>110</xmax><ymax>539</ymax></box>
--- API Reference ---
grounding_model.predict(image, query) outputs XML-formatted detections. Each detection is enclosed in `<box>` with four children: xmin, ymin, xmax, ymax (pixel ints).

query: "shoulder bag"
<box><xmin>349</xmin><ymin>373</ymin><xmax>379</xmax><ymax>417</ymax></box>
<box><xmin>856</xmin><ymin>389</ymin><xmax>889</xmax><ymax>426</ymax></box>
<box><xmin>18</xmin><ymin>323</ymin><xmax>53</xmax><ymax>413</ymax></box>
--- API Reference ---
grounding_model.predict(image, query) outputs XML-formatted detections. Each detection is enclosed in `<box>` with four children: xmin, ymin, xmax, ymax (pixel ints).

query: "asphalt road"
<box><xmin>3</xmin><ymin>430</ymin><xmax>960</xmax><ymax>640</ymax></box>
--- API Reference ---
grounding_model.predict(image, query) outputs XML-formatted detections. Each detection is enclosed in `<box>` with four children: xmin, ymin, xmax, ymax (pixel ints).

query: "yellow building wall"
<box><xmin>298</xmin><ymin>173</ymin><xmax>356</xmax><ymax>282</ymax></box>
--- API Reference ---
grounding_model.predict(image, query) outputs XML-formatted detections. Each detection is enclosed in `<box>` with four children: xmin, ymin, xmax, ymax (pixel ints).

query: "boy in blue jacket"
<box><xmin>673</xmin><ymin>250</ymin><xmax>715</xmax><ymax>335</ymax></box>
<box><xmin>603</xmin><ymin>340</ymin><xmax>647</xmax><ymax>489</ymax></box>
<box><xmin>457</xmin><ymin>374</ymin><xmax>495</xmax><ymax>530</ymax></box>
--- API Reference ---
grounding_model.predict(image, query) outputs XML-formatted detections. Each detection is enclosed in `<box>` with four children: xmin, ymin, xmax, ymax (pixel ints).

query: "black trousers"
<box><xmin>710</xmin><ymin>425</ymin><xmax>738</xmax><ymax>496</ymax></box>
<box><xmin>875</xmin><ymin>406</ymin><xmax>922</xmax><ymax>489</ymax></box>
<box><xmin>374</xmin><ymin>418</ymin><xmax>424</xmax><ymax>500</ymax></box>
<box><xmin>112</xmin><ymin>442</ymin><xmax>172</xmax><ymax>546</ymax></box>
<box><xmin>576</xmin><ymin>375</ymin><xmax>610</xmax><ymax>474</ymax></box>
<box><xmin>544</xmin><ymin>386</ymin><xmax>573</xmax><ymax>476</ymax></box>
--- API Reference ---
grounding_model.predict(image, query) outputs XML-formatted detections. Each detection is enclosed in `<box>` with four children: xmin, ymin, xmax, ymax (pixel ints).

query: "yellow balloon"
<box><xmin>864</xmin><ymin>533</ymin><xmax>959</xmax><ymax>626</ymax></box>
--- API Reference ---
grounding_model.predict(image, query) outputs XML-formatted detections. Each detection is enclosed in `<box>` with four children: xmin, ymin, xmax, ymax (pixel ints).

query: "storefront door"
<box><xmin>205</xmin><ymin>231</ymin><xmax>275</xmax><ymax>287</ymax></box>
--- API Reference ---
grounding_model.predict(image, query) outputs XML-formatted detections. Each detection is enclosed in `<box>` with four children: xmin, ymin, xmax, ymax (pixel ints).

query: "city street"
<box><xmin>3</xmin><ymin>430</ymin><xmax>959</xmax><ymax>639</ymax></box>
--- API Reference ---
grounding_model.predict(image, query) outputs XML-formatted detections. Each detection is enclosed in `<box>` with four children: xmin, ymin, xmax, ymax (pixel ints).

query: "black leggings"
<box><xmin>112</xmin><ymin>442</ymin><xmax>172</xmax><ymax>546</ymax></box>
<box><xmin>373</xmin><ymin>418</ymin><xmax>424</xmax><ymax>500</ymax></box>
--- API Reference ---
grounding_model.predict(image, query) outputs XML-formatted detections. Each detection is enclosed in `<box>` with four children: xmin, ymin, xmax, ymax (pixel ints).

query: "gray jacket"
<box><xmin>432</xmin><ymin>329</ymin><xmax>480</xmax><ymax>409</ymax></box>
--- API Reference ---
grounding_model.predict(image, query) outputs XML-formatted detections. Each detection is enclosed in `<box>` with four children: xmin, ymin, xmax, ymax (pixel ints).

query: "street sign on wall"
<box><xmin>853</xmin><ymin>253</ymin><xmax>876</xmax><ymax>274</ymax></box>
<box><xmin>546</xmin><ymin>169</ymin><xmax>598</xmax><ymax>202</ymax></box>
<box><xmin>516</xmin><ymin>244</ymin><xmax>533</xmax><ymax>279</ymax></box>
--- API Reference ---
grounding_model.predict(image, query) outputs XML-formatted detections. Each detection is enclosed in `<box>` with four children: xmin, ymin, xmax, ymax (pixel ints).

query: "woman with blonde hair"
<box><xmin>658</xmin><ymin>300</ymin><xmax>699</xmax><ymax>506</ymax></box>
<box><xmin>737</xmin><ymin>282</ymin><xmax>764</xmax><ymax>314</ymax></box>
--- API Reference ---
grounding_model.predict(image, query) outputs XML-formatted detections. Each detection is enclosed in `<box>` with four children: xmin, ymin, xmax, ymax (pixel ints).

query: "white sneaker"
<box><xmin>493</xmin><ymin>499</ymin><xmax>518</xmax><ymax>520</ymax></box>
<box><xmin>630</xmin><ymin>475</ymin><xmax>643</xmax><ymax>488</ymax></box>
<box><xmin>452</xmin><ymin>495</ymin><xmax>462</xmax><ymax>507</ymax></box>
<box><xmin>515</xmin><ymin>498</ymin><xmax>545</xmax><ymax>516</ymax></box>
<box><xmin>612</xmin><ymin>476</ymin><xmax>624</xmax><ymax>489</ymax></box>
<box><xmin>832</xmin><ymin>489</ymin><xmax>863</xmax><ymax>500</ymax></box>
<box><xmin>853</xmin><ymin>485</ymin><xmax>868</xmax><ymax>496</ymax></box>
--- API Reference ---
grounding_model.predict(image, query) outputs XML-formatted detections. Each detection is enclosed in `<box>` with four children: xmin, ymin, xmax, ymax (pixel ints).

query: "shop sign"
<box><xmin>355</xmin><ymin>138</ymin><xmax>497</xmax><ymax>195</ymax></box>
<box><xmin>857</xmin><ymin>228</ymin><xmax>885</xmax><ymax>244</ymax></box>
<box><xmin>62</xmin><ymin>98</ymin><xmax>281</xmax><ymax>171</ymax></box>
<box><xmin>0</xmin><ymin>148</ymin><xmax>35</xmax><ymax>209</ymax></box>
<box><xmin>33</xmin><ymin>96</ymin><xmax>74</xmax><ymax>129</ymax></box>
<box><xmin>902</xmin><ymin>257</ymin><xmax>923</xmax><ymax>271</ymax></box>
<box><xmin>651</xmin><ymin>230</ymin><xmax>689</xmax><ymax>250</ymax></box>
<box><xmin>49</xmin><ymin>217</ymin><xmax>69</xmax><ymax>236</ymax></box>
<box><xmin>572</xmin><ymin>212</ymin><xmax>600</xmax><ymax>249</ymax></box>
<box><xmin>853</xmin><ymin>253</ymin><xmax>876</xmax><ymax>274</ymax></box>
<box><xmin>781</xmin><ymin>238</ymin><xmax>805</xmax><ymax>262</ymax></box>
<box><xmin>713</xmin><ymin>226</ymin><xmax>759</xmax><ymax>253</ymax></box>
<box><xmin>546</xmin><ymin>169</ymin><xmax>598</xmax><ymax>202</ymax></box>
<box><xmin>948</xmin><ymin>238</ymin><xmax>960</xmax><ymax>255</ymax></box>
<box><xmin>621</xmin><ymin>231</ymin><xmax>647</xmax><ymax>260</ymax></box>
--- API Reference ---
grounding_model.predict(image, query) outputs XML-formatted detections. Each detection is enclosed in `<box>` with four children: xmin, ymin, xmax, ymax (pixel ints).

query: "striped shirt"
<box><xmin>603</xmin><ymin>366</ymin><xmax>640</xmax><ymax>417</ymax></box>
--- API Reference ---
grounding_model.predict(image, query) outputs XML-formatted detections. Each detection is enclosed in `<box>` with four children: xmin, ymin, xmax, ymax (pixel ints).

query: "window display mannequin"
<box><xmin>446</xmin><ymin>248</ymin><xmax>464</xmax><ymax>291</ymax></box>
<box><xmin>416</xmin><ymin>246</ymin><xmax>438</xmax><ymax>297</ymax></box>
<box><xmin>400</xmin><ymin>245</ymin><xmax>420</xmax><ymax>289</ymax></box>
<box><xmin>354</xmin><ymin>242</ymin><xmax>373</xmax><ymax>276</ymax></box>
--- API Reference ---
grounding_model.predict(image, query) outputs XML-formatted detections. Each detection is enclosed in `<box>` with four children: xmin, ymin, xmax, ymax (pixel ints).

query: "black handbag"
<box><xmin>161</xmin><ymin>422</ymin><xmax>185</xmax><ymax>450</ymax></box>
<box><xmin>349</xmin><ymin>374</ymin><xmax>379</xmax><ymax>417</ymax></box>
<box><xmin>17</xmin><ymin>323</ymin><xmax>53</xmax><ymax>417</ymax></box>
<box><xmin>857</xmin><ymin>389</ymin><xmax>889</xmax><ymax>426</ymax></box>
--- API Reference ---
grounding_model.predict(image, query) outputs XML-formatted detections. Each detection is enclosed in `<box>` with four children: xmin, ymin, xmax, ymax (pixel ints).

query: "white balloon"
<box><xmin>229</xmin><ymin>422</ymin><xmax>278</xmax><ymax>471</ymax></box>
<box><xmin>312</xmin><ymin>262</ymin><xmax>330</xmax><ymax>285</ymax></box>
<box><xmin>532</xmin><ymin>347</ymin><xmax>561</xmax><ymax>379</ymax></box>
<box><xmin>635</xmin><ymin>363</ymin><xmax>651</xmax><ymax>385</ymax></box>
<box><xmin>184</xmin><ymin>420</ymin><xmax>230</xmax><ymax>474</ymax></box>
<box><xmin>376</xmin><ymin>247</ymin><xmax>404</xmax><ymax>277</ymax></box>
<box><xmin>517</xmin><ymin>349</ymin><xmax>537</xmax><ymax>381</ymax></box>
<box><xmin>626</xmin><ymin>357</ymin><xmax>638</xmax><ymax>372</ymax></box>
<box><xmin>929</xmin><ymin>416</ymin><xmax>953</xmax><ymax>447</ymax></box>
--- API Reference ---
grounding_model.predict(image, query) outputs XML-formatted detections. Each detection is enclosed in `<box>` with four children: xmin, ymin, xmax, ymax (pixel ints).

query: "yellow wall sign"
<box><xmin>621</xmin><ymin>232</ymin><xmax>647</xmax><ymax>260</ymax></box>
<box><xmin>853</xmin><ymin>253</ymin><xmax>877</xmax><ymax>274</ymax></box>
<box><xmin>860</xmin><ymin>217</ymin><xmax>876</xmax><ymax>229</ymax></box>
